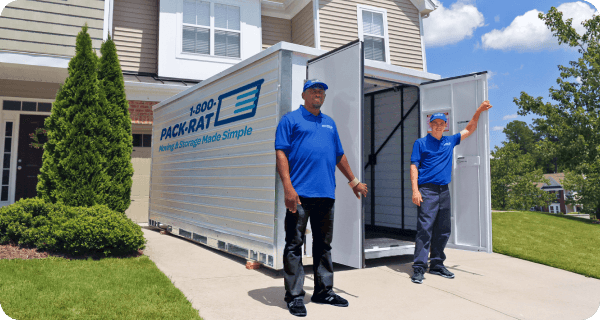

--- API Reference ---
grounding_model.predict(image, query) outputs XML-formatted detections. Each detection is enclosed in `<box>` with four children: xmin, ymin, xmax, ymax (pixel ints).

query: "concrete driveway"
<box><xmin>142</xmin><ymin>228</ymin><xmax>600</xmax><ymax>320</ymax></box>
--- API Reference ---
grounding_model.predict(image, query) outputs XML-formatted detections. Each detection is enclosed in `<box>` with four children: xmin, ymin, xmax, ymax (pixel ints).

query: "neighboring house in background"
<box><xmin>533</xmin><ymin>173</ymin><xmax>582</xmax><ymax>214</ymax></box>
<box><xmin>0</xmin><ymin>0</ymin><xmax>436</xmax><ymax>222</ymax></box>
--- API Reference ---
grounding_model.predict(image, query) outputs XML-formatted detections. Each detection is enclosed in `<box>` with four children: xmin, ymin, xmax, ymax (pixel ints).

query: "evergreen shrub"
<box><xmin>0</xmin><ymin>198</ymin><xmax>145</xmax><ymax>256</ymax></box>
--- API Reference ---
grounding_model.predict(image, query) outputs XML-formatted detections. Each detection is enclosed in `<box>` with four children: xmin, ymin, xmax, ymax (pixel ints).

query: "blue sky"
<box><xmin>422</xmin><ymin>0</ymin><xmax>598</xmax><ymax>151</ymax></box>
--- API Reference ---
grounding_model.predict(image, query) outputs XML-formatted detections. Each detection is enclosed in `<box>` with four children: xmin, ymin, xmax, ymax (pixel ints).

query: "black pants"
<box><xmin>413</xmin><ymin>183</ymin><xmax>452</xmax><ymax>271</ymax></box>
<box><xmin>283</xmin><ymin>197</ymin><xmax>335</xmax><ymax>302</ymax></box>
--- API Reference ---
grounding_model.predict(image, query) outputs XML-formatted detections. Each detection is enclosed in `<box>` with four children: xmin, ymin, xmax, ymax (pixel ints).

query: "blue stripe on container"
<box><xmin>236</xmin><ymin>97</ymin><xmax>257</xmax><ymax>107</ymax></box>
<box><xmin>234</xmin><ymin>105</ymin><xmax>255</xmax><ymax>114</ymax></box>
<box><xmin>237</xmin><ymin>89</ymin><xmax>258</xmax><ymax>100</ymax></box>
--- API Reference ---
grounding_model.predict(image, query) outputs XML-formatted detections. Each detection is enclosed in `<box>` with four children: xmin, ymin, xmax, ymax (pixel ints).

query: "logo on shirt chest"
<box><xmin>322</xmin><ymin>124</ymin><xmax>333</xmax><ymax>130</ymax></box>
<box><xmin>443</xmin><ymin>142</ymin><xmax>451</xmax><ymax>146</ymax></box>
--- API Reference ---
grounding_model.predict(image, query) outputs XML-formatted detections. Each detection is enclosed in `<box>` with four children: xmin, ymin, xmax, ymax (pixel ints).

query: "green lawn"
<box><xmin>0</xmin><ymin>256</ymin><xmax>202</xmax><ymax>320</ymax></box>
<box><xmin>493</xmin><ymin>211</ymin><xmax>600</xmax><ymax>279</ymax></box>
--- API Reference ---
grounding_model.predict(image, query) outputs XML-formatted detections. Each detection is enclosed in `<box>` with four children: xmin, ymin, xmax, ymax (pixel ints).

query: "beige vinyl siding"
<box><xmin>319</xmin><ymin>0</ymin><xmax>423</xmax><ymax>70</ymax></box>
<box><xmin>0</xmin><ymin>79</ymin><xmax>60</xmax><ymax>99</ymax></box>
<box><xmin>112</xmin><ymin>0</ymin><xmax>158</xmax><ymax>74</ymax></box>
<box><xmin>0</xmin><ymin>0</ymin><xmax>104</xmax><ymax>57</ymax></box>
<box><xmin>291</xmin><ymin>2</ymin><xmax>314</xmax><ymax>47</ymax></box>
<box><xmin>261</xmin><ymin>16</ymin><xmax>291</xmax><ymax>50</ymax></box>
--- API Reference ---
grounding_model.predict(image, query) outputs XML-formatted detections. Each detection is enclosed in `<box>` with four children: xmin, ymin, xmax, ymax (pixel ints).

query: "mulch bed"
<box><xmin>0</xmin><ymin>242</ymin><xmax>143</xmax><ymax>260</ymax></box>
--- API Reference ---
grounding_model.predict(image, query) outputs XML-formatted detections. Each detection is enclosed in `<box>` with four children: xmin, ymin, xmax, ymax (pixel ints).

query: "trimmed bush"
<box><xmin>37</xmin><ymin>24</ymin><xmax>114</xmax><ymax>210</ymax></box>
<box><xmin>98</xmin><ymin>33</ymin><xmax>134</xmax><ymax>213</ymax></box>
<box><xmin>0</xmin><ymin>198</ymin><xmax>145</xmax><ymax>256</ymax></box>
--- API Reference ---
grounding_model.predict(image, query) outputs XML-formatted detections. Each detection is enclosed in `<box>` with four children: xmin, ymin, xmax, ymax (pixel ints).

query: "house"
<box><xmin>534</xmin><ymin>173</ymin><xmax>582</xmax><ymax>214</ymax></box>
<box><xmin>0</xmin><ymin>0</ymin><xmax>436</xmax><ymax>223</ymax></box>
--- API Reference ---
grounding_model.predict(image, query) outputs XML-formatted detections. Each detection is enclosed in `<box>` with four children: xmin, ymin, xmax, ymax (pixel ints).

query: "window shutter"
<box><xmin>372</xmin><ymin>12</ymin><xmax>383</xmax><ymax>36</ymax></box>
<box><xmin>195</xmin><ymin>27</ymin><xmax>210</xmax><ymax>54</ymax></box>
<box><xmin>228</xmin><ymin>6</ymin><xmax>240</xmax><ymax>31</ymax></box>
<box><xmin>183</xmin><ymin>0</ymin><xmax>196</xmax><ymax>24</ymax></box>
<box><xmin>364</xmin><ymin>36</ymin><xmax>385</xmax><ymax>62</ymax></box>
<box><xmin>362</xmin><ymin>11</ymin><xmax>372</xmax><ymax>35</ymax></box>
<box><xmin>196</xmin><ymin>1</ymin><xmax>210</xmax><ymax>26</ymax></box>
<box><xmin>215</xmin><ymin>30</ymin><xmax>239</xmax><ymax>58</ymax></box>
<box><xmin>226</xmin><ymin>32</ymin><xmax>240</xmax><ymax>57</ymax></box>
<box><xmin>362</xmin><ymin>9</ymin><xmax>385</xmax><ymax>62</ymax></box>
<box><xmin>182</xmin><ymin>25</ymin><xmax>196</xmax><ymax>53</ymax></box>
<box><xmin>215</xmin><ymin>4</ymin><xmax>228</xmax><ymax>29</ymax></box>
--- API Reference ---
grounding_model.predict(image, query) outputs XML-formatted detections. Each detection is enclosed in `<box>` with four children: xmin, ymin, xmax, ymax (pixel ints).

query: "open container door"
<box><xmin>307</xmin><ymin>40</ymin><xmax>365</xmax><ymax>268</ymax></box>
<box><xmin>419</xmin><ymin>72</ymin><xmax>492</xmax><ymax>253</ymax></box>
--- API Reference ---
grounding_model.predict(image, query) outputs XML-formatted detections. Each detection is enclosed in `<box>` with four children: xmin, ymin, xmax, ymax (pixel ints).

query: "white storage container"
<box><xmin>149</xmin><ymin>40</ymin><xmax>491</xmax><ymax>269</ymax></box>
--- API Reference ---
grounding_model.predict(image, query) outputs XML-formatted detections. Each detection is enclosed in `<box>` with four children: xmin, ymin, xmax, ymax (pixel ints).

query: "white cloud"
<box><xmin>492</xmin><ymin>126</ymin><xmax>505</xmax><ymax>131</ymax></box>
<box><xmin>488</xmin><ymin>71</ymin><xmax>497</xmax><ymax>80</ymax></box>
<box><xmin>489</xmin><ymin>83</ymin><xmax>499</xmax><ymax>90</ymax></box>
<box><xmin>503</xmin><ymin>113</ymin><xmax>518</xmax><ymax>120</ymax></box>
<box><xmin>495</xmin><ymin>15</ymin><xmax>500</xmax><ymax>22</ymax></box>
<box><xmin>481</xmin><ymin>2</ymin><xmax>596</xmax><ymax>51</ymax></box>
<box><xmin>423</xmin><ymin>0</ymin><xmax>485</xmax><ymax>47</ymax></box>
<box><xmin>576</xmin><ymin>76</ymin><xmax>583</xmax><ymax>84</ymax></box>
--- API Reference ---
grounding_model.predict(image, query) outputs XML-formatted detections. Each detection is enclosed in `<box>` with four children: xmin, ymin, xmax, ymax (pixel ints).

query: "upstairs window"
<box><xmin>357</xmin><ymin>6</ymin><xmax>390</xmax><ymax>63</ymax></box>
<box><xmin>182</xmin><ymin>0</ymin><xmax>240</xmax><ymax>58</ymax></box>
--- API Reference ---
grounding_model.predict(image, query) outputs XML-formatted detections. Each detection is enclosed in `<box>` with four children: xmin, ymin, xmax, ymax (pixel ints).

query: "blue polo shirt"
<box><xmin>411</xmin><ymin>133</ymin><xmax>461</xmax><ymax>186</ymax></box>
<box><xmin>274</xmin><ymin>105</ymin><xmax>344</xmax><ymax>199</ymax></box>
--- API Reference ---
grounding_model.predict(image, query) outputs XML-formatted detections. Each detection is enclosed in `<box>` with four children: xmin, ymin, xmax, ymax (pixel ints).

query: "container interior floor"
<box><xmin>364</xmin><ymin>225</ymin><xmax>415</xmax><ymax>250</ymax></box>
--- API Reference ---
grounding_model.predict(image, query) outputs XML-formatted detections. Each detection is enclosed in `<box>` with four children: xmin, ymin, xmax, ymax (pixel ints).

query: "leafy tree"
<box><xmin>514</xmin><ymin>8</ymin><xmax>600</xmax><ymax>218</ymax></box>
<box><xmin>491</xmin><ymin>142</ymin><xmax>554</xmax><ymax>210</ymax></box>
<box><xmin>97</xmin><ymin>34</ymin><xmax>134</xmax><ymax>213</ymax></box>
<box><xmin>502</xmin><ymin>120</ymin><xmax>558</xmax><ymax>174</ymax></box>
<box><xmin>503</xmin><ymin>120</ymin><xmax>537</xmax><ymax>154</ymax></box>
<box><xmin>37</xmin><ymin>25</ymin><xmax>113</xmax><ymax>209</ymax></box>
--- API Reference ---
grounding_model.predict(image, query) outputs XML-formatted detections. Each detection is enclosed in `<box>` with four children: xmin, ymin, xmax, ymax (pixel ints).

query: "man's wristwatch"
<box><xmin>348</xmin><ymin>177</ymin><xmax>360</xmax><ymax>188</ymax></box>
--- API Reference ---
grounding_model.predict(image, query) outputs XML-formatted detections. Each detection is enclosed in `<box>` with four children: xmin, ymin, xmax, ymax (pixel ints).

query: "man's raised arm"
<box><xmin>460</xmin><ymin>101</ymin><xmax>493</xmax><ymax>140</ymax></box>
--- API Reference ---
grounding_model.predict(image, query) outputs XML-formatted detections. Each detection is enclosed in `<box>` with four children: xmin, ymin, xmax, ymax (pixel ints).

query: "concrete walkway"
<box><xmin>142</xmin><ymin>228</ymin><xmax>600</xmax><ymax>320</ymax></box>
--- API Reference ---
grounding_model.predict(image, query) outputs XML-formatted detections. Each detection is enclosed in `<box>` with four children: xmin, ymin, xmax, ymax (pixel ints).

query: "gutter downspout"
<box><xmin>103</xmin><ymin>0</ymin><xmax>114</xmax><ymax>40</ymax></box>
<box><xmin>419</xmin><ymin>13</ymin><xmax>427</xmax><ymax>73</ymax></box>
<box><xmin>313</xmin><ymin>0</ymin><xmax>321</xmax><ymax>49</ymax></box>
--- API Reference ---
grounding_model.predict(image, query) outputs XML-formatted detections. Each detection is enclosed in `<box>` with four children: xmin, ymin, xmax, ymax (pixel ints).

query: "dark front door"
<box><xmin>15</xmin><ymin>115</ymin><xmax>48</xmax><ymax>201</ymax></box>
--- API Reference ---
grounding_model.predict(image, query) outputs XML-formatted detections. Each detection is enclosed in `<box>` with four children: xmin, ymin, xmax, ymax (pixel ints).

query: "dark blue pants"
<box><xmin>413</xmin><ymin>183</ymin><xmax>451</xmax><ymax>271</ymax></box>
<box><xmin>283</xmin><ymin>197</ymin><xmax>335</xmax><ymax>302</ymax></box>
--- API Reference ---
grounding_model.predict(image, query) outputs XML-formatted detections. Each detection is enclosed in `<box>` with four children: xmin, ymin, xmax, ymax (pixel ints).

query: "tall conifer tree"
<box><xmin>37</xmin><ymin>25</ymin><xmax>112</xmax><ymax>208</ymax></box>
<box><xmin>97</xmin><ymin>34</ymin><xmax>134</xmax><ymax>213</ymax></box>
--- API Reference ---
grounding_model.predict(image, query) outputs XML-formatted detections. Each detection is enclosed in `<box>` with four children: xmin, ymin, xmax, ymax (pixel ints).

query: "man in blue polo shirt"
<box><xmin>410</xmin><ymin>101</ymin><xmax>492</xmax><ymax>284</ymax></box>
<box><xmin>275</xmin><ymin>79</ymin><xmax>368</xmax><ymax>317</ymax></box>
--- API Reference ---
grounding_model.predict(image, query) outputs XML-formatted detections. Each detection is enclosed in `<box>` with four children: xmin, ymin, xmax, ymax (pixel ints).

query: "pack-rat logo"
<box><xmin>214</xmin><ymin>79</ymin><xmax>264</xmax><ymax>127</ymax></box>
<box><xmin>160</xmin><ymin>79</ymin><xmax>264</xmax><ymax>141</ymax></box>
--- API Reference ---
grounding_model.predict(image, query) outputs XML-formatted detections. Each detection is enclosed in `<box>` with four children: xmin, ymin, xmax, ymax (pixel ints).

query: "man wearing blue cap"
<box><xmin>275</xmin><ymin>79</ymin><xmax>368</xmax><ymax>317</ymax></box>
<box><xmin>410</xmin><ymin>101</ymin><xmax>492</xmax><ymax>284</ymax></box>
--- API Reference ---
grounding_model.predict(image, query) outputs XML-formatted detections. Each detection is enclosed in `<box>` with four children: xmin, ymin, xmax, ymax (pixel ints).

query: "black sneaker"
<box><xmin>429</xmin><ymin>266</ymin><xmax>455</xmax><ymax>279</ymax></box>
<box><xmin>310</xmin><ymin>292</ymin><xmax>349</xmax><ymax>307</ymax></box>
<box><xmin>287</xmin><ymin>298</ymin><xmax>307</xmax><ymax>317</ymax></box>
<box><xmin>411</xmin><ymin>268</ymin><xmax>425</xmax><ymax>284</ymax></box>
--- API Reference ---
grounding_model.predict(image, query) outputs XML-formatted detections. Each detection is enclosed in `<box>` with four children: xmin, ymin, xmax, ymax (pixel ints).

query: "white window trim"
<box><xmin>356</xmin><ymin>4</ymin><xmax>391</xmax><ymax>64</ymax></box>
<box><xmin>176</xmin><ymin>0</ymin><xmax>243</xmax><ymax>63</ymax></box>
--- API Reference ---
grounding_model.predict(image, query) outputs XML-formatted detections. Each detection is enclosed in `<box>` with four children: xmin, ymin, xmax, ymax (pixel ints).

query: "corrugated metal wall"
<box><xmin>261</xmin><ymin>15</ymin><xmax>291</xmax><ymax>50</ymax></box>
<box><xmin>291</xmin><ymin>2</ymin><xmax>314</xmax><ymax>47</ymax></box>
<box><xmin>0</xmin><ymin>0</ymin><xmax>104</xmax><ymax>57</ymax></box>
<box><xmin>319</xmin><ymin>0</ymin><xmax>423</xmax><ymax>70</ymax></box>
<box><xmin>364</xmin><ymin>87</ymin><xmax>419</xmax><ymax>230</ymax></box>
<box><xmin>112</xmin><ymin>0</ymin><xmax>158</xmax><ymax>73</ymax></box>
<box><xmin>150</xmin><ymin>52</ymin><xmax>281</xmax><ymax>253</ymax></box>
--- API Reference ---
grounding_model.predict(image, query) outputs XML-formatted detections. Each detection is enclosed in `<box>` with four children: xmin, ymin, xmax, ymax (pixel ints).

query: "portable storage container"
<box><xmin>149</xmin><ymin>41</ymin><xmax>492</xmax><ymax>269</ymax></box>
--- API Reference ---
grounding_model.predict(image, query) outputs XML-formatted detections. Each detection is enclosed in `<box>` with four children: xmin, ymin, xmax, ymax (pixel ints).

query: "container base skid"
<box><xmin>148</xmin><ymin>218</ymin><xmax>275</xmax><ymax>268</ymax></box>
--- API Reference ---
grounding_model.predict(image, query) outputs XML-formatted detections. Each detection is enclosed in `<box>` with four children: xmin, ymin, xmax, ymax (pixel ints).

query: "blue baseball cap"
<box><xmin>430</xmin><ymin>113</ymin><xmax>447</xmax><ymax>123</ymax></box>
<box><xmin>303</xmin><ymin>79</ymin><xmax>328</xmax><ymax>92</ymax></box>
